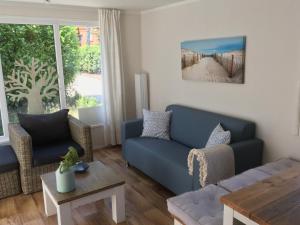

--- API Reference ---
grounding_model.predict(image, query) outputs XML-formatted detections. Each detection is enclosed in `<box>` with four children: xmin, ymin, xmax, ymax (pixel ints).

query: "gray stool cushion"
<box><xmin>218</xmin><ymin>168</ymin><xmax>270</xmax><ymax>192</ymax></box>
<box><xmin>0</xmin><ymin>145</ymin><xmax>19</xmax><ymax>173</ymax></box>
<box><xmin>167</xmin><ymin>184</ymin><xmax>229</xmax><ymax>225</ymax></box>
<box><xmin>255</xmin><ymin>158</ymin><xmax>300</xmax><ymax>175</ymax></box>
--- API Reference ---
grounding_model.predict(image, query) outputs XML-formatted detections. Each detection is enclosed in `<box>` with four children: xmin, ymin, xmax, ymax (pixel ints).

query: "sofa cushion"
<box><xmin>166</xmin><ymin>105</ymin><xmax>255</xmax><ymax>148</ymax></box>
<box><xmin>218</xmin><ymin>168</ymin><xmax>270</xmax><ymax>192</ymax></box>
<box><xmin>141</xmin><ymin>109</ymin><xmax>172</xmax><ymax>140</ymax></box>
<box><xmin>124</xmin><ymin>137</ymin><xmax>192</xmax><ymax>194</ymax></box>
<box><xmin>205</xmin><ymin>123</ymin><xmax>231</xmax><ymax>147</ymax></box>
<box><xmin>18</xmin><ymin>109</ymin><xmax>70</xmax><ymax>146</ymax></box>
<box><xmin>255</xmin><ymin>158</ymin><xmax>300</xmax><ymax>175</ymax></box>
<box><xmin>32</xmin><ymin>140</ymin><xmax>84</xmax><ymax>167</ymax></box>
<box><xmin>0</xmin><ymin>145</ymin><xmax>19</xmax><ymax>173</ymax></box>
<box><xmin>167</xmin><ymin>184</ymin><xmax>229</xmax><ymax>225</ymax></box>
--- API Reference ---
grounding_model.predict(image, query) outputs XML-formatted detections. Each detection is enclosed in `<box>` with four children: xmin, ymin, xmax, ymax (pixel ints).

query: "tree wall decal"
<box><xmin>5</xmin><ymin>58</ymin><xmax>59</xmax><ymax>114</ymax></box>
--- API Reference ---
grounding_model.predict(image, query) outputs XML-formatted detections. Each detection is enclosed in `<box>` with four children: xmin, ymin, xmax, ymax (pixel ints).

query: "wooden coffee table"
<box><xmin>221</xmin><ymin>165</ymin><xmax>300</xmax><ymax>225</ymax></box>
<box><xmin>41</xmin><ymin>161</ymin><xmax>126</xmax><ymax>225</ymax></box>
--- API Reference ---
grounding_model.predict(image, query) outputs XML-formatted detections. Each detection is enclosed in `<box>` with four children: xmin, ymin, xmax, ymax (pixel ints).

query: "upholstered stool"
<box><xmin>255</xmin><ymin>158</ymin><xmax>300</xmax><ymax>175</ymax></box>
<box><xmin>167</xmin><ymin>158</ymin><xmax>300</xmax><ymax>225</ymax></box>
<box><xmin>218</xmin><ymin>168</ymin><xmax>270</xmax><ymax>192</ymax></box>
<box><xmin>167</xmin><ymin>184</ymin><xmax>229</xmax><ymax>225</ymax></box>
<box><xmin>0</xmin><ymin>145</ymin><xmax>21</xmax><ymax>199</ymax></box>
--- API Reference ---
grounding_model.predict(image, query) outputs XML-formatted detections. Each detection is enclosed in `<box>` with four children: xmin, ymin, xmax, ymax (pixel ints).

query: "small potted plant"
<box><xmin>56</xmin><ymin>147</ymin><xmax>79</xmax><ymax>193</ymax></box>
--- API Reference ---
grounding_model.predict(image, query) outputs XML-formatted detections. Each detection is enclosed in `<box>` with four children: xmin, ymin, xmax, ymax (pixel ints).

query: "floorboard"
<box><xmin>0</xmin><ymin>146</ymin><xmax>175</xmax><ymax>225</ymax></box>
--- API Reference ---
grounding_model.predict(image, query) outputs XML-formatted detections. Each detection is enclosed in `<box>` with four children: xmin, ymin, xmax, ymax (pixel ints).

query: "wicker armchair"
<box><xmin>9</xmin><ymin>116</ymin><xmax>93</xmax><ymax>194</ymax></box>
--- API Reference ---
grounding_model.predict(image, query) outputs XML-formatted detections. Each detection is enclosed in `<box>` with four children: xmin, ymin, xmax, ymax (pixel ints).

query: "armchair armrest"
<box><xmin>121</xmin><ymin>118</ymin><xmax>143</xmax><ymax>144</ymax></box>
<box><xmin>68</xmin><ymin>116</ymin><xmax>93</xmax><ymax>161</ymax></box>
<box><xmin>8</xmin><ymin>123</ymin><xmax>32</xmax><ymax>169</ymax></box>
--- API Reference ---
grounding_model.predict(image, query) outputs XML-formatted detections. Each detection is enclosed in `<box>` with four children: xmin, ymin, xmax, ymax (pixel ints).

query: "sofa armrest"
<box><xmin>8</xmin><ymin>123</ymin><xmax>32</xmax><ymax>169</ymax></box>
<box><xmin>230</xmin><ymin>138</ymin><xmax>264</xmax><ymax>174</ymax></box>
<box><xmin>68</xmin><ymin>116</ymin><xmax>93</xmax><ymax>161</ymax></box>
<box><xmin>121</xmin><ymin>119</ymin><xmax>143</xmax><ymax>144</ymax></box>
<box><xmin>192</xmin><ymin>139</ymin><xmax>264</xmax><ymax>190</ymax></box>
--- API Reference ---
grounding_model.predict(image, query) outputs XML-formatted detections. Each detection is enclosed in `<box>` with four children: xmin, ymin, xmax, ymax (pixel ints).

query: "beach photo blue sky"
<box><xmin>181</xmin><ymin>36</ymin><xmax>246</xmax><ymax>55</ymax></box>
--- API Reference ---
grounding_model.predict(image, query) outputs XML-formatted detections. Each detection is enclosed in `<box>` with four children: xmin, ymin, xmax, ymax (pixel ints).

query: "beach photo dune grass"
<box><xmin>181</xmin><ymin>36</ymin><xmax>246</xmax><ymax>84</ymax></box>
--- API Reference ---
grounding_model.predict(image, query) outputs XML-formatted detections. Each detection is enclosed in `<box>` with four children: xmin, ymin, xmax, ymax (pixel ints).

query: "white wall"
<box><xmin>141</xmin><ymin>0</ymin><xmax>300</xmax><ymax>162</ymax></box>
<box><xmin>0</xmin><ymin>2</ymin><xmax>141</xmax><ymax>119</ymax></box>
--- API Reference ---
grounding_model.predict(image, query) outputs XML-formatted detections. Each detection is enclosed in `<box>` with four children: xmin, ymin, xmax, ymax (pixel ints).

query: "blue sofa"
<box><xmin>122</xmin><ymin>104</ymin><xmax>263</xmax><ymax>195</ymax></box>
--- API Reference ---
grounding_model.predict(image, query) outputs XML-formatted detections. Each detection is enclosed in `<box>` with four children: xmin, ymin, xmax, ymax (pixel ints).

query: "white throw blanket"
<box><xmin>188</xmin><ymin>144</ymin><xmax>235</xmax><ymax>187</ymax></box>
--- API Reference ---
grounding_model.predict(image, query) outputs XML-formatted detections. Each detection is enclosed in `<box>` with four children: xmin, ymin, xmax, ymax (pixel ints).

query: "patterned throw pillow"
<box><xmin>141</xmin><ymin>109</ymin><xmax>172</xmax><ymax>140</ymax></box>
<box><xmin>205</xmin><ymin>123</ymin><xmax>231</xmax><ymax>148</ymax></box>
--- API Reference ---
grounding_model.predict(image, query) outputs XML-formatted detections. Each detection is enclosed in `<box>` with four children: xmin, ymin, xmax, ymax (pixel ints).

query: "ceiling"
<box><xmin>2</xmin><ymin>0</ymin><xmax>187</xmax><ymax>11</ymax></box>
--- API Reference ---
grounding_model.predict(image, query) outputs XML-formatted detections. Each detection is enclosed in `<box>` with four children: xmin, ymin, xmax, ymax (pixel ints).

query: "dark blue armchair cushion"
<box><xmin>0</xmin><ymin>145</ymin><xmax>19</xmax><ymax>173</ymax></box>
<box><xmin>18</xmin><ymin>109</ymin><xmax>71</xmax><ymax>146</ymax></box>
<box><xmin>166</xmin><ymin>105</ymin><xmax>255</xmax><ymax>148</ymax></box>
<box><xmin>32</xmin><ymin>140</ymin><xmax>84</xmax><ymax>167</ymax></box>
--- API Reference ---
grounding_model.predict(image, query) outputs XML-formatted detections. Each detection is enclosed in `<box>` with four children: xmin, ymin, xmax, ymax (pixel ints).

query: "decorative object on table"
<box><xmin>74</xmin><ymin>161</ymin><xmax>90</xmax><ymax>173</ymax></box>
<box><xmin>55</xmin><ymin>147</ymin><xmax>79</xmax><ymax>193</ymax></box>
<box><xmin>181</xmin><ymin>36</ymin><xmax>246</xmax><ymax>84</ymax></box>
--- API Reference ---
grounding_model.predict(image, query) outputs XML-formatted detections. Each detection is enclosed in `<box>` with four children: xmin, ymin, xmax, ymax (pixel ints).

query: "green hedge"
<box><xmin>79</xmin><ymin>45</ymin><xmax>101</xmax><ymax>74</ymax></box>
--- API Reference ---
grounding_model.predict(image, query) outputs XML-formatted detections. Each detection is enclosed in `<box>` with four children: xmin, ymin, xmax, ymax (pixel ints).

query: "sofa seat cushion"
<box><xmin>167</xmin><ymin>184</ymin><xmax>229</xmax><ymax>225</ymax></box>
<box><xmin>255</xmin><ymin>158</ymin><xmax>300</xmax><ymax>175</ymax></box>
<box><xmin>218</xmin><ymin>169</ymin><xmax>270</xmax><ymax>192</ymax></box>
<box><xmin>124</xmin><ymin>137</ymin><xmax>192</xmax><ymax>194</ymax></box>
<box><xmin>0</xmin><ymin>145</ymin><xmax>19</xmax><ymax>173</ymax></box>
<box><xmin>33</xmin><ymin>140</ymin><xmax>84</xmax><ymax>167</ymax></box>
<box><xmin>126</xmin><ymin>137</ymin><xmax>189</xmax><ymax>167</ymax></box>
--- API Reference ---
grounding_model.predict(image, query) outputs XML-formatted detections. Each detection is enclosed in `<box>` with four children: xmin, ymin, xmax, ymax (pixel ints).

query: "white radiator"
<box><xmin>135</xmin><ymin>73</ymin><xmax>149</xmax><ymax>118</ymax></box>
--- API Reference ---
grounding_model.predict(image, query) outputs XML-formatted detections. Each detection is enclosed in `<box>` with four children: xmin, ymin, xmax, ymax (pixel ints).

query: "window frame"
<box><xmin>0</xmin><ymin>17</ymin><xmax>98</xmax><ymax>143</ymax></box>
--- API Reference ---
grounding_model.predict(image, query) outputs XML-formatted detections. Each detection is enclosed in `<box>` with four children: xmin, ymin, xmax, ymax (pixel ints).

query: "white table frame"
<box><xmin>42</xmin><ymin>181</ymin><xmax>126</xmax><ymax>225</ymax></box>
<box><xmin>223</xmin><ymin>205</ymin><xmax>259</xmax><ymax>225</ymax></box>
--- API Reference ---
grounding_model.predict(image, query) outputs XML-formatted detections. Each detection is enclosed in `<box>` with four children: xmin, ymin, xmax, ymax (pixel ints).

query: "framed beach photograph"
<box><xmin>181</xmin><ymin>36</ymin><xmax>246</xmax><ymax>84</ymax></box>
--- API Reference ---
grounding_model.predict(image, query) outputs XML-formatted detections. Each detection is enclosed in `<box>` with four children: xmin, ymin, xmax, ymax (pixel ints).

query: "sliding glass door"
<box><xmin>0</xmin><ymin>24</ymin><xmax>60</xmax><ymax>123</ymax></box>
<box><xmin>0</xmin><ymin>21</ymin><xmax>101</xmax><ymax>141</ymax></box>
<box><xmin>60</xmin><ymin>25</ymin><xmax>103</xmax><ymax>125</ymax></box>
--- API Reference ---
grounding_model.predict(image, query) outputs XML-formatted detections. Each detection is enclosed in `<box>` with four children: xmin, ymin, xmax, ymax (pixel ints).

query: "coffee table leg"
<box><xmin>111</xmin><ymin>185</ymin><xmax>125</xmax><ymax>223</ymax></box>
<box><xmin>223</xmin><ymin>205</ymin><xmax>234</xmax><ymax>225</ymax></box>
<box><xmin>57</xmin><ymin>203</ymin><xmax>74</xmax><ymax>225</ymax></box>
<box><xmin>42</xmin><ymin>182</ymin><xmax>56</xmax><ymax>216</ymax></box>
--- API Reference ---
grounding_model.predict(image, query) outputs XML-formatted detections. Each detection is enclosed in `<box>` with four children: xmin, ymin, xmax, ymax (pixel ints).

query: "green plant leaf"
<box><xmin>59</xmin><ymin>147</ymin><xmax>79</xmax><ymax>173</ymax></box>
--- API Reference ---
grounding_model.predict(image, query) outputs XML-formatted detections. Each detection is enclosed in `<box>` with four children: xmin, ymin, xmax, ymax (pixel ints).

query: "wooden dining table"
<box><xmin>220</xmin><ymin>165</ymin><xmax>300</xmax><ymax>225</ymax></box>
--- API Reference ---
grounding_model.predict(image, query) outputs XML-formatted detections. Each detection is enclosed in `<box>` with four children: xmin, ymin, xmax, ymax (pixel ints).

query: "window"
<box><xmin>0</xmin><ymin>24</ymin><xmax>60</xmax><ymax>123</ymax></box>
<box><xmin>60</xmin><ymin>26</ymin><xmax>103</xmax><ymax>124</ymax></box>
<box><xmin>0</xmin><ymin>21</ymin><xmax>101</xmax><ymax>142</ymax></box>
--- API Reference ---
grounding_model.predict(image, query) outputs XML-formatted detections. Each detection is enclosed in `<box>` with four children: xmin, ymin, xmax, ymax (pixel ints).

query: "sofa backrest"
<box><xmin>166</xmin><ymin>105</ymin><xmax>256</xmax><ymax>148</ymax></box>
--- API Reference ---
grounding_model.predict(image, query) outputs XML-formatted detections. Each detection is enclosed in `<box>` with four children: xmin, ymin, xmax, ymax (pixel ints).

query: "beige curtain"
<box><xmin>99</xmin><ymin>9</ymin><xmax>126</xmax><ymax>145</ymax></box>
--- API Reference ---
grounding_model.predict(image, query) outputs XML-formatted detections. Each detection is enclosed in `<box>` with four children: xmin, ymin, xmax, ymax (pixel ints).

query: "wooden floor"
<box><xmin>0</xmin><ymin>147</ymin><xmax>175</xmax><ymax>225</ymax></box>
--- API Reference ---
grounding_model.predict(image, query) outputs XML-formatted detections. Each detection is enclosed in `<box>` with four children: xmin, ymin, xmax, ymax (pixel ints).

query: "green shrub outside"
<box><xmin>79</xmin><ymin>45</ymin><xmax>101</xmax><ymax>74</ymax></box>
<box><xmin>76</xmin><ymin>96</ymin><xmax>100</xmax><ymax>108</ymax></box>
